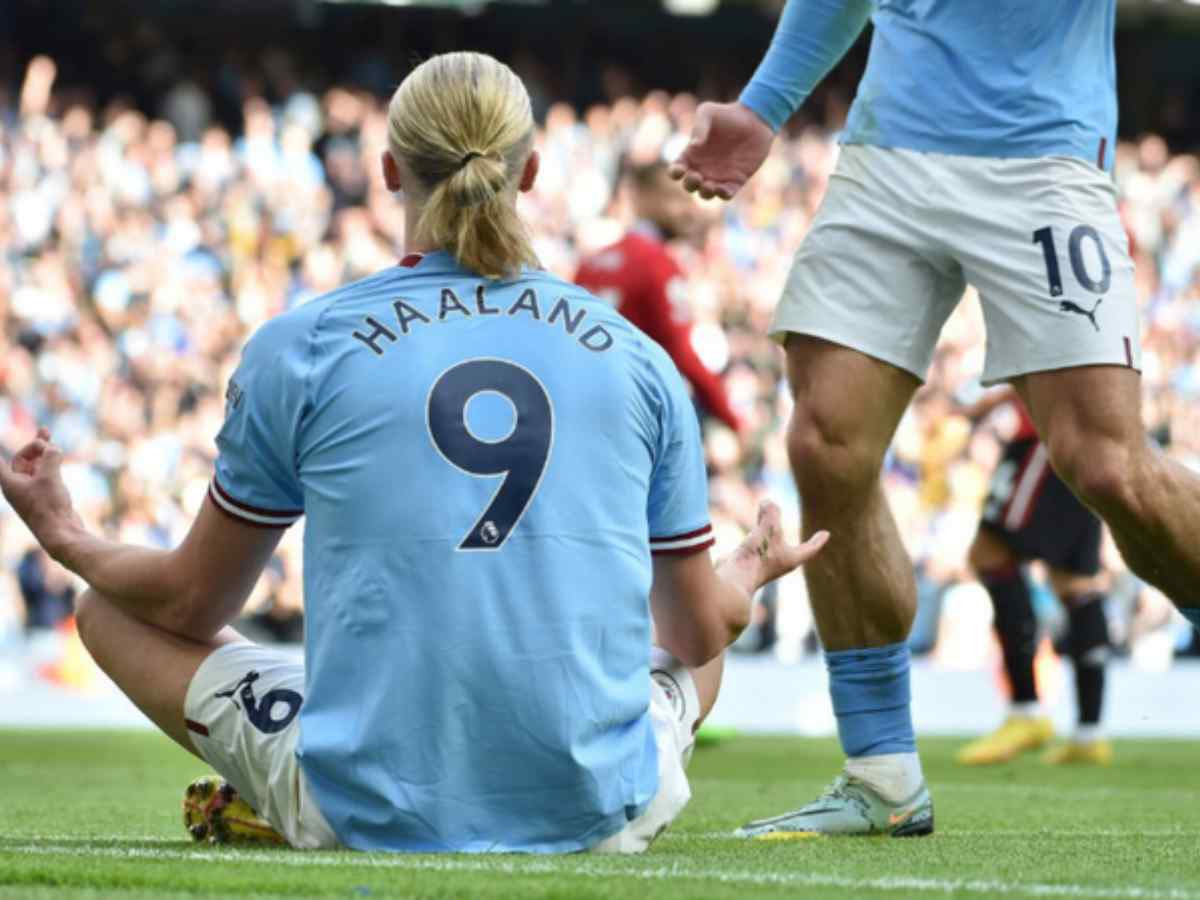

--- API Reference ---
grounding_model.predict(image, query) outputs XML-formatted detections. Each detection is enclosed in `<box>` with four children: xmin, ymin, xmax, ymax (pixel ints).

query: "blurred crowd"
<box><xmin>1</xmin><ymin>54</ymin><xmax>1198</xmax><ymax>670</ymax></box>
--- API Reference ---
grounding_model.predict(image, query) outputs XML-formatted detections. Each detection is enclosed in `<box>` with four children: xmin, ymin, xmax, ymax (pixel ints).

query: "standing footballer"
<box><xmin>957</xmin><ymin>389</ymin><xmax>1112</xmax><ymax>768</ymax></box>
<box><xmin>672</xmin><ymin>0</ymin><xmax>1200</xmax><ymax>838</ymax></box>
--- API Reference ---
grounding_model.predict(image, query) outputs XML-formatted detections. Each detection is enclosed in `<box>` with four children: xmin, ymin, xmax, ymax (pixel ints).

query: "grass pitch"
<box><xmin>1</xmin><ymin>730</ymin><xmax>1197</xmax><ymax>899</ymax></box>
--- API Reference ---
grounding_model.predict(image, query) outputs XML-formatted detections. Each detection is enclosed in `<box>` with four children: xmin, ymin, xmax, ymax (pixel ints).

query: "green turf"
<box><xmin>1</xmin><ymin>730</ymin><xmax>1198</xmax><ymax>899</ymax></box>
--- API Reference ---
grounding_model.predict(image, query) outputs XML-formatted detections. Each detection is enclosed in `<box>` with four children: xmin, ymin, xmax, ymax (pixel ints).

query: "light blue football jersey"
<box><xmin>209</xmin><ymin>251</ymin><xmax>715</xmax><ymax>852</ymax></box>
<box><xmin>740</xmin><ymin>0</ymin><xmax>1117</xmax><ymax>169</ymax></box>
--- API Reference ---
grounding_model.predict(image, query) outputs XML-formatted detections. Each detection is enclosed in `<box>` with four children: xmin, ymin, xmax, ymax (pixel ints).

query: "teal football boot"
<box><xmin>736</xmin><ymin>775</ymin><xmax>934</xmax><ymax>839</ymax></box>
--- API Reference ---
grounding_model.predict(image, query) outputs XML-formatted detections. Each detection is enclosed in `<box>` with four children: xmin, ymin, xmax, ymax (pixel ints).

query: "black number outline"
<box><xmin>425</xmin><ymin>357</ymin><xmax>555</xmax><ymax>552</ymax></box>
<box><xmin>1033</xmin><ymin>224</ymin><xmax>1113</xmax><ymax>297</ymax></box>
<box><xmin>1032</xmin><ymin>227</ymin><xmax>1063</xmax><ymax>297</ymax></box>
<box><xmin>1067</xmin><ymin>224</ymin><xmax>1112</xmax><ymax>295</ymax></box>
<box><xmin>248</xmin><ymin>688</ymin><xmax>303</xmax><ymax>734</ymax></box>
<box><xmin>215</xmin><ymin>671</ymin><xmax>302</xmax><ymax>735</ymax></box>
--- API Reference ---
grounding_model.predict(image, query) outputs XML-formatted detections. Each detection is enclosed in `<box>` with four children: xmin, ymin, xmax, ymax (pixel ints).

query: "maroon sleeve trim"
<box><xmin>651</xmin><ymin>537</ymin><xmax>717</xmax><ymax>558</ymax></box>
<box><xmin>207</xmin><ymin>480</ymin><xmax>301</xmax><ymax>529</ymax></box>
<box><xmin>649</xmin><ymin>524</ymin><xmax>713</xmax><ymax>544</ymax></box>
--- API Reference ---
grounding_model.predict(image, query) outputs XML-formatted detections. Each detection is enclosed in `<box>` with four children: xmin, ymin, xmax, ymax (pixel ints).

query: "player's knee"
<box><xmin>966</xmin><ymin>541</ymin><xmax>993</xmax><ymax>578</ymax></box>
<box><xmin>967</xmin><ymin>530</ymin><xmax>1014</xmax><ymax>578</ymax></box>
<box><xmin>1048</xmin><ymin>435</ymin><xmax>1137</xmax><ymax>517</ymax></box>
<box><xmin>786</xmin><ymin>407</ymin><xmax>881</xmax><ymax>504</ymax></box>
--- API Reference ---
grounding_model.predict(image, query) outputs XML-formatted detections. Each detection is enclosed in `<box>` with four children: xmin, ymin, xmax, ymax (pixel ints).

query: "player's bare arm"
<box><xmin>0</xmin><ymin>428</ymin><xmax>281</xmax><ymax>641</ymax></box>
<box><xmin>669</xmin><ymin>0</ymin><xmax>870</xmax><ymax>200</ymax></box>
<box><xmin>651</xmin><ymin>500</ymin><xmax>827</xmax><ymax>666</ymax></box>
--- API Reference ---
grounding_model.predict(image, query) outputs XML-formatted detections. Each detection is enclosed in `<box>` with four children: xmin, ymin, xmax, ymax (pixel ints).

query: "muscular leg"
<box><xmin>74</xmin><ymin>588</ymin><xmax>246</xmax><ymax>757</ymax></box>
<box><xmin>1015</xmin><ymin>367</ymin><xmax>1200</xmax><ymax>610</ymax></box>
<box><xmin>781</xmin><ymin>336</ymin><xmax>929</xmax><ymax>809</ymax></box>
<box><xmin>784</xmin><ymin>336</ymin><xmax>920</xmax><ymax>648</ymax></box>
<box><xmin>738</xmin><ymin>337</ymin><xmax>936</xmax><ymax>836</ymax></box>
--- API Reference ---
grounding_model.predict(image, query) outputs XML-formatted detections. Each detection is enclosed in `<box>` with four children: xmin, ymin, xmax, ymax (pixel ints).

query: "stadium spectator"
<box><xmin>16</xmin><ymin>548</ymin><xmax>75</xmax><ymax>631</ymax></box>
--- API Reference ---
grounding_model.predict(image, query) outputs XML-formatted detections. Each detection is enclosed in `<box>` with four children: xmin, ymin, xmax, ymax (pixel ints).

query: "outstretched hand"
<box><xmin>668</xmin><ymin>102</ymin><xmax>775</xmax><ymax>201</ymax></box>
<box><xmin>0</xmin><ymin>428</ymin><xmax>82</xmax><ymax>554</ymax></box>
<box><xmin>722</xmin><ymin>500</ymin><xmax>829</xmax><ymax>594</ymax></box>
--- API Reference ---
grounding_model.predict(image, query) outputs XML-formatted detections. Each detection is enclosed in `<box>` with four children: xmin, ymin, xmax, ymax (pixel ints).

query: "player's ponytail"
<box><xmin>387</xmin><ymin>52</ymin><xmax>539</xmax><ymax>280</ymax></box>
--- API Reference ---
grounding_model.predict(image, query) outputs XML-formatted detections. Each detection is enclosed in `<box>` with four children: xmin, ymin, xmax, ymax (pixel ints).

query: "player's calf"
<box><xmin>1053</xmin><ymin>591</ymin><xmax>1110</xmax><ymax>760</ymax></box>
<box><xmin>1045</xmin><ymin>434</ymin><xmax>1139</xmax><ymax>525</ymax></box>
<box><xmin>1025</xmin><ymin>369</ymin><xmax>1200</xmax><ymax>606</ymax></box>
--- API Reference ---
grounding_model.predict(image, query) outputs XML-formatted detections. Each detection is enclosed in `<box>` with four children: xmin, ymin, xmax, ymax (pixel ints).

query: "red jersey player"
<box><xmin>956</xmin><ymin>386</ymin><xmax>1111</xmax><ymax>767</ymax></box>
<box><xmin>575</xmin><ymin>160</ymin><xmax>742</xmax><ymax>433</ymax></box>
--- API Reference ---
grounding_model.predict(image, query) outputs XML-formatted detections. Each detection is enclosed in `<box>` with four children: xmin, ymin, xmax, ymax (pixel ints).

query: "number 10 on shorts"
<box><xmin>1032</xmin><ymin>224</ymin><xmax>1112</xmax><ymax>298</ymax></box>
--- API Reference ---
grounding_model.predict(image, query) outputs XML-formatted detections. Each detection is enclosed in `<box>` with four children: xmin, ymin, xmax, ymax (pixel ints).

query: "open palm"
<box><xmin>669</xmin><ymin>102</ymin><xmax>775</xmax><ymax>201</ymax></box>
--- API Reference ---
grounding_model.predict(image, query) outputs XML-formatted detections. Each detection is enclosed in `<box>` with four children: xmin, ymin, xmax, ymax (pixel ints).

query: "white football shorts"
<box><xmin>184</xmin><ymin>641</ymin><xmax>698</xmax><ymax>853</ymax></box>
<box><xmin>771</xmin><ymin>144</ymin><xmax>1141</xmax><ymax>385</ymax></box>
<box><xmin>184</xmin><ymin>642</ymin><xmax>336</xmax><ymax>849</ymax></box>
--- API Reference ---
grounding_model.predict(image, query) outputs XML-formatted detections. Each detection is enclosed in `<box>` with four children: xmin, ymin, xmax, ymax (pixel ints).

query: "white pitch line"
<box><xmin>0</xmin><ymin>833</ymin><xmax>173</xmax><ymax>844</ymax></box>
<box><xmin>2</xmin><ymin>843</ymin><xmax>1198</xmax><ymax>900</ymax></box>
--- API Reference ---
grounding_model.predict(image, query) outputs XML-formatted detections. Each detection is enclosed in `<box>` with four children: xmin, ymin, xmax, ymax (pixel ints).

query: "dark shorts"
<box><xmin>979</xmin><ymin>437</ymin><xmax>1102</xmax><ymax>576</ymax></box>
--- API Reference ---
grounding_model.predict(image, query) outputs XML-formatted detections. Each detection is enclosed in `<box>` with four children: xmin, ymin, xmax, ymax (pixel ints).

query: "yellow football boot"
<box><xmin>183</xmin><ymin>775</ymin><xmax>287</xmax><ymax>846</ymax></box>
<box><xmin>955</xmin><ymin>715</ymin><xmax>1054</xmax><ymax>765</ymax></box>
<box><xmin>1042</xmin><ymin>739</ymin><xmax>1113</xmax><ymax>766</ymax></box>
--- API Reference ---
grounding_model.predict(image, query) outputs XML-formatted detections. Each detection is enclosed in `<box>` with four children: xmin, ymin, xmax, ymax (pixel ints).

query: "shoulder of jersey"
<box><xmin>526</xmin><ymin>267</ymin><xmax>625</xmax><ymax>317</ymax></box>
<box><xmin>244</xmin><ymin>267</ymin><xmax>398</xmax><ymax>349</ymax></box>
<box><xmin>287</xmin><ymin>267</ymin><xmax>401</xmax><ymax>315</ymax></box>
<box><xmin>555</xmin><ymin>271</ymin><xmax>677</xmax><ymax>364</ymax></box>
<box><xmin>531</xmin><ymin>266</ymin><xmax>674</xmax><ymax>364</ymax></box>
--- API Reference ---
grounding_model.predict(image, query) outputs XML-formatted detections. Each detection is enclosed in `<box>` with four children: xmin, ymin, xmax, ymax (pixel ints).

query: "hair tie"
<box><xmin>459</xmin><ymin>151</ymin><xmax>483</xmax><ymax>169</ymax></box>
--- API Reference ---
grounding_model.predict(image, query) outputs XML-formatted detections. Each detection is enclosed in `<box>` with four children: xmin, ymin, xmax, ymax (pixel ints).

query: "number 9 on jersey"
<box><xmin>426</xmin><ymin>358</ymin><xmax>555</xmax><ymax>551</ymax></box>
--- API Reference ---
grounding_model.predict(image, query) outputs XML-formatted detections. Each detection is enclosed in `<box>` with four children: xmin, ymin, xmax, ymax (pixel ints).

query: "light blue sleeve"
<box><xmin>646</xmin><ymin>349</ymin><xmax>714</xmax><ymax>557</ymax></box>
<box><xmin>209</xmin><ymin>316</ymin><xmax>310</xmax><ymax>527</ymax></box>
<box><xmin>739</xmin><ymin>0</ymin><xmax>873</xmax><ymax>132</ymax></box>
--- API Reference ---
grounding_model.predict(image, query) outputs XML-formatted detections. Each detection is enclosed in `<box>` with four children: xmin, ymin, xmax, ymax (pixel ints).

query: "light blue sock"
<box><xmin>826</xmin><ymin>642</ymin><xmax>916</xmax><ymax>757</ymax></box>
<box><xmin>1180</xmin><ymin>608</ymin><xmax>1200</xmax><ymax>633</ymax></box>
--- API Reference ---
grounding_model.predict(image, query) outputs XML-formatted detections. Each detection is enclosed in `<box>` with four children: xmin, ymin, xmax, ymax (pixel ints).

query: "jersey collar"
<box><xmin>397</xmin><ymin>250</ymin><xmax>463</xmax><ymax>273</ymax></box>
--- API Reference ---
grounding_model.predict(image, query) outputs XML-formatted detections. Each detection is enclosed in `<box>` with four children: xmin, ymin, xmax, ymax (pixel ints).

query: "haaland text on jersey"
<box><xmin>349</xmin><ymin>285</ymin><xmax>615</xmax><ymax>356</ymax></box>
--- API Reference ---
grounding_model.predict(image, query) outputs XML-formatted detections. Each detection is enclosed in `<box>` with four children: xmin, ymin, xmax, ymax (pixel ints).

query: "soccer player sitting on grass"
<box><xmin>0</xmin><ymin>52</ymin><xmax>827</xmax><ymax>853</ymax></box>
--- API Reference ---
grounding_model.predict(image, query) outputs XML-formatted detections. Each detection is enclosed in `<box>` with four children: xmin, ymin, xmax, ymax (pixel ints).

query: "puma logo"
<box><xmin>215</xmin><ymin>670</ymin><xmax>261</xmax><ymax>711</ymax></box>
<box><xmin>1059</xmin><ymin>297</ymin><xmax>1103</xmax><ymax>332</ymax></box>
